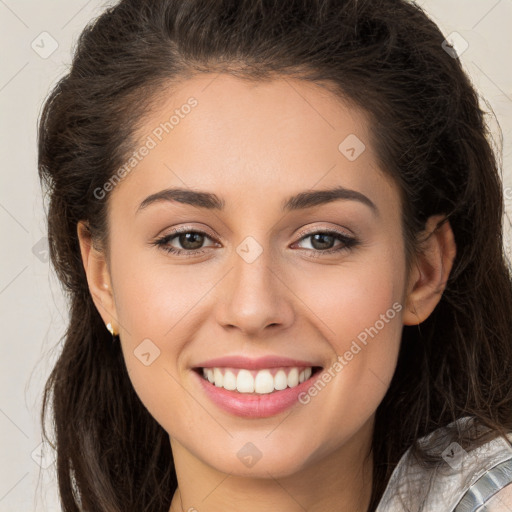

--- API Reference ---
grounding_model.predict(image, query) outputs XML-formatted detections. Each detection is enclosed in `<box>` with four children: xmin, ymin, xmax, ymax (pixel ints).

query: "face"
<box><xmin>85</xmin><ymin>74</ymin><xmax>413</xmax><ymax>479</ymax></box>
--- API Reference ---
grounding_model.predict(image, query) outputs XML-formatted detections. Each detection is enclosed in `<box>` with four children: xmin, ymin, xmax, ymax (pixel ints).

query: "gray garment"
<box><xmin>376</xmin><ymin>417</ymin><xmax>512</xmax><ymax>512</ymax></box>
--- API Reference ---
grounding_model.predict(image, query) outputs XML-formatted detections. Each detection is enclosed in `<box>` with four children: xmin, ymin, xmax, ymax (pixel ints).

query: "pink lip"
<box><xmin>192</xmin><ymin>366</ymin><xmax>323</xmax><ymax>418</ymax></box>
<box><xmin>194</xmin><ymin>355</ymin><xmax>320</xmax><ymax>370</ymax></box>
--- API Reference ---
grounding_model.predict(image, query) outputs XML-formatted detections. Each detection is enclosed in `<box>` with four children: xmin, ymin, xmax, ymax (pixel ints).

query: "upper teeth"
<box><xmin>202</xmin><ymin>367</ymin><xmax>313</xmax><ymax>394</ymax></box>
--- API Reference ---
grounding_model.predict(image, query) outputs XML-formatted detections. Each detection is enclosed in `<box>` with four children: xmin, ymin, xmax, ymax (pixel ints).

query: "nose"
<box><xmin>214</xmin><ymin>242</ymin><xmax>295</xmax><ymax>337</ymax></box>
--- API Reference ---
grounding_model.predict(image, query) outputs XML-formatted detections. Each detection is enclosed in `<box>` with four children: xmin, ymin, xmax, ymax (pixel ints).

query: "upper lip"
<box><xmin>194</xmin><ymin>355</ymin><xmax>322</xmax><ymax>370</ymax></box>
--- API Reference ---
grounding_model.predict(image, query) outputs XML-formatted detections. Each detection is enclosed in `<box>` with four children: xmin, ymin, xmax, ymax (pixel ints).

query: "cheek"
<box><xmin>107</xmin><ymin>243</ymin><xmax>204</xmax><ymax>426</ymax></box>
<box><xmin>109</xmin><ymin>237</ymin><xmax>204</xmax><ymax>340</ymax></box>
<box><xmin>296</xmin><ymin>242</ymin><xmax>406</xmax><ymax>353</ymax></box>
<box><xmin>289</xmin><ymin>245</ymin><xmax>405</xmax><ymax>438</ymax></box>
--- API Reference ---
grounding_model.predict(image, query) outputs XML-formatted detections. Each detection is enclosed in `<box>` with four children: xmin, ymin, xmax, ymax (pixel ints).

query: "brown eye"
<box><xmin>308</xmin><ymin>233</ymin><xmax>336</xmax><ymax>250</ymax></box>
<box><xmin>153</xmin><ymin>229</ymin><xmax>219</xmax><ymax>256</ymax></box>
<box><xmin>295</xmin><ymin>230</ymin><xmax>357</xmax><ymax>254</ymax></box>
<box><xmin>176</xmin><ymin>232</ymin><xmax>205</xmax><ymax>250</ymax></box>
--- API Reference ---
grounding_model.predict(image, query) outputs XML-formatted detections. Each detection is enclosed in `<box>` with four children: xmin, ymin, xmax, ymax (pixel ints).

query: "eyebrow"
<box><xmin>136</xmin><ymin>186</ymin><xmax>378</xmax><ymax>215</ymax></box>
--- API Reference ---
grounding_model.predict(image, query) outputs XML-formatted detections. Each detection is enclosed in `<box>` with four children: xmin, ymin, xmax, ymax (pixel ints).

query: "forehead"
<box><xmin>110</xmin><ymin>73</ymin><xmax>397</xmax><ymax>218</ymax></box>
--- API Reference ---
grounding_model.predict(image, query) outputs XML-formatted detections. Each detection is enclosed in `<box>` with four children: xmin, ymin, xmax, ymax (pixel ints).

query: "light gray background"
<box><xmin>1</xmin><ymin>1</ymin><xmax>511</xmax><ymax>510</ymax></box>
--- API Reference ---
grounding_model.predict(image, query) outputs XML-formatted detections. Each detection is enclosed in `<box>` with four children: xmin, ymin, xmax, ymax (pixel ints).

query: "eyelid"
<box><xmin>158</xmin><ymin>224</ymin><xmax>219</xmax><ymax>241</ymax></box>
<box><xmin>157</xmin><ymin>224</ymin><xmax>354</xmax><ymax>245</ymax></box>
<box><xmin>294</xmin><ymin>224</ymin><xmax>355</xmax><ymax>240</ymax></box>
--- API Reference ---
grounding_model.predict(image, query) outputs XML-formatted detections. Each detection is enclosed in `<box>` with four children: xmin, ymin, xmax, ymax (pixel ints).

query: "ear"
<box><xmin>77</xmin><ymin>220</ymin><xmax>119</xmax><ymax>333</ymax></box>
<box><xmin>402</xmin><ymin>214</ymin><xmax>457</xmax><ymax>326</ymax></box>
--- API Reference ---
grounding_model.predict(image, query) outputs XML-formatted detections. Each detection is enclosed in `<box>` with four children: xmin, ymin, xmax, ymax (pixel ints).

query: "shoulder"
<box><xmin>376</xmin><ymin>416</ymin><xmax>512</xmax><ymax>512</ymax></box>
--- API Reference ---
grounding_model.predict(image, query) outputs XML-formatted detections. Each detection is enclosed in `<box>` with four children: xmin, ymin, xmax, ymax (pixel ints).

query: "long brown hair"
<box><xmin>38</xmin><ymin>0</ymin><xmax>512</xmax><ymax>510</ymax></box>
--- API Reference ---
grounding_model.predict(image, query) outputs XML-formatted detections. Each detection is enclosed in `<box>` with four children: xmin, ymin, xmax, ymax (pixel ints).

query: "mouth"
<box><xmin>193</xmin><ymin>365</ymin><xmax>324</xmax><ymax>395</ymax></box>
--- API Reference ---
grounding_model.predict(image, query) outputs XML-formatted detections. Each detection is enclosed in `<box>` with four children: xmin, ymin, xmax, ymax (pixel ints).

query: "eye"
<box><xmin>152</xmin><ymin>228</ymin><xmax>218</xmax><ymax>256</ymax></box>
<box><xmin>151</xmin><ymin>227</ymin><xmax>359</xmax><ymax>258</ymax></box>
<box><xmin>293</xmin><ymin>229</ymin><xmax>358</xmax><ymax>255</ymax></box>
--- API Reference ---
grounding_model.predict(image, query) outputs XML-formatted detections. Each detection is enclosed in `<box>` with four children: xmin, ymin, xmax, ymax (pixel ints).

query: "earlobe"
<box><xmin>402</xmin><ymin>215</ymin><xmax>457</xmax><ymax>326</ymax></box>
<box><xmin>77</xmin><ymin>220</ymin><xmax>119</xmax><ymax>332</ymax></box>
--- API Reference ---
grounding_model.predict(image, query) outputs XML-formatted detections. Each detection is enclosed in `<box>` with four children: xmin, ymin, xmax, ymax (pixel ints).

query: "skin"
<box><xmin>78</xmin><ymin>74</ymin><xmax>456</xmax><ymax>512</ymax></box>
<box><xmin>486</xmin><ymin>484</ymin><xmax>512</xmax><ymax>511</ymax></box>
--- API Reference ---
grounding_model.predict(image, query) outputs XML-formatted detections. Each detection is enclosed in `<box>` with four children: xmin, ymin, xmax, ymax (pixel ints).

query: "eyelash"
<box><xmin>152</xmin><ymin>227</ymin><xmax>359</xmax><ymax>258</ymax></box>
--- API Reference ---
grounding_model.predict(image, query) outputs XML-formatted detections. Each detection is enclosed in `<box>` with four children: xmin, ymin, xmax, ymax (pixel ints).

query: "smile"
<box><xmin>198</xmin><ymin>366</ymin><xmax>320</xmax><ymax>394</ymax></box>
<box><xmin>192</xmin><ymin>363</ymin><xmax>324</xmax><ymax>418</ymax></box>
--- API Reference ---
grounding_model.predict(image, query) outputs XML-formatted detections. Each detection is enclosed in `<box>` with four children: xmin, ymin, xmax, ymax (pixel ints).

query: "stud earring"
<box><xmin>106</xmin><ymin>322</ymin><xmax>118</xmax><ymax>337</ymax></box>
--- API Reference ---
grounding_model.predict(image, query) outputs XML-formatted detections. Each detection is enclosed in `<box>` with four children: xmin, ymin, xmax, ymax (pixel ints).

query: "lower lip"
<box><xmin>193</xmin><ymin>369</ymin><xmax>322</xmax><ymax>418</ymax></box>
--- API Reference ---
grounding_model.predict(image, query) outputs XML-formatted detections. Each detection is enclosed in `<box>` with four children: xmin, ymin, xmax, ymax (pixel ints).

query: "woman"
<box><xmin>38</xmin><ymin>0</ymin><xmax>512</xmax><ymax>510</ymax></box>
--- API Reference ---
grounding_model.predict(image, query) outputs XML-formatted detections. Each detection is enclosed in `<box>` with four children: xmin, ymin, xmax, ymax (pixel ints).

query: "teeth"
<box><xmin>287</xmin><ymin>368</ymin><xmax>299</xmax><ymax>387</ymax></box>
<box><xmin>201</xmin><ymin>366</ymin><xmax>315</xmax><ymax>394</ymax></box>
<box><xmin>213</xmin><ymin>368</ymin><xmax>223</xmax><ymax>387</ymax></box>
<box><xmin>223</xmin><ymin>370</ymin><xmax>237</xmax><ymax>391</ymax></box>
<box><xmin>254</xmin><ymin>370</ymin><xmax>274</xmax><ymax>394</ymax></box>
<box><xmin>237</xmin><ymin>369</ymin><xmax>254</xmax><ymax>393</ymax></box>
<box><xmin>274</xmin><ymin>370</ymin><xmax>288</xmax><ymax>391</ymax></box>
